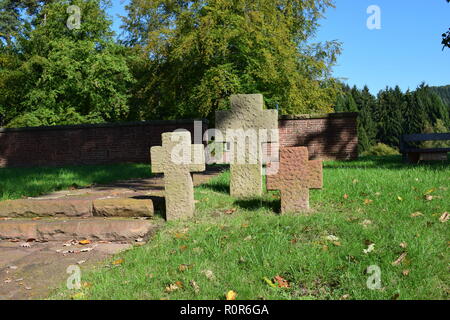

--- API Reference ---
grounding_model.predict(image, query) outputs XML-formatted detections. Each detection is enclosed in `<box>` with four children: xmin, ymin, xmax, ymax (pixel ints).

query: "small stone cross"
<box><xmin>150</xmin><ymin>131</ymin><xmax>205</xmax><ymax>220</ymax></box>
<box><xmin>266</xmin><ymin>147</ymin><xmax>322</xmax><ymax>213</ymax></box>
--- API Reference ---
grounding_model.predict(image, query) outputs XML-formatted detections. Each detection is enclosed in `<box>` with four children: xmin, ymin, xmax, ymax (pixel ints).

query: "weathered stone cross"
<box><xmin>216</xmin><ymin>94</ymin><xmax>278</xmax><ymax>198</ymax></box>
<box><xmin>151</xmin><ymin>131</ymin><xmax>205</xmax><ymax>221</ymax></box>
<box><xmin>267</xmin><ymin>147</ymin><xmax>323</xmax><ymax>213</ymax></box>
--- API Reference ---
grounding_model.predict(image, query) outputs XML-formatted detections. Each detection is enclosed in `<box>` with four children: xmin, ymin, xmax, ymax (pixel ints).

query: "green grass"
<box><xmin>47</xmin><ymin>156</ymin><xmax>449</xmax><ymax>299</ymax></box>
<box><xmin>0</xmin><ymin>164</ymin><xmax>153</xmax><ymax>201</ymax></box>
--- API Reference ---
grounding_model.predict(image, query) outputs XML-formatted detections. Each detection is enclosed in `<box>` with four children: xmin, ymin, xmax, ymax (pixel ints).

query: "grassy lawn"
<box><xmin>47</xmin><ymin>155</ymin><xmax>450</xmax><ymax>300</ymax></box>
<box><xmin>0</xmin><ymin>164</ymin><xmax>153</xmax><ymax>201</ymax></box>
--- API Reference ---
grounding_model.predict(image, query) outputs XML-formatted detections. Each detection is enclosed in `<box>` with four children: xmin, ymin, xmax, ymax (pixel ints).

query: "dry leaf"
<box><xmin>361</xmin><ymin>219</ymin><xmax>373</xmax><ymax>227</ymax></box>
<box><xmin>190</xmin><ymin>280</ymin><xmax>200</xmax><ymax>294</ymax></box>
<box><xmin>226</xmin><ymin>290</ymin><xmax>237</xmax><ymax>300</ymax></box>
<box><xmin>273</xmin><ymin>275</ymin><xmax>290</xmax><ymax>288</ymax></box>
<box><xmin>399</xmin><ymin>242</ymin><xmax>408</xmax><ymax>249</ymax></box>
<box><xmin>179</xmin><ymin>245</ymin><xmax>188</xmax><ymax>251</ymax></box>
<box><xmin>224</xmin><ymin>208</ymin><xmax>237</xmax><ymax>215</ymax></box>
<box><xmin>363</xmin><ymin>244</ymin><xmax>375</xmax><ymax>254</ymax></box>
<box><xmin>202</xmin><ymin>270</ymin><xmax>215</xmax><ymax>280</ymax></box>
<box><xmin>343</xmin><ymin>194</ymin><xmax>349</xmax><ymax>199</ymax></box>
<box><xmin>79</xmin><ymin>240</ymin><xmax>91</xmax><ymax>245</ymax></box>
<box><xmin>439</xmin><ymin>212</ymin><xmax>449</xmax><ymax>223</ymax></box>
<box><xmin>402</xmin><ymin>270</ymin><xmax>410</xmax><ymax>276</ymax></box>
<box><xmin>341</xmin><ymin>294</ymin><xmax>350</xmax><ymax>300</ymax></box>
<box><xmin>244</xmin><ymin>235</ymin><xmax>253</xmax><ymax>241</ymax></box>
<box><xmin>364</xmin><ymin>199</ymin><xmax>373</xmax><ymax>205</ymax></box>
<box><xmin>112</xmin><ymin>258</ymin><xmax>124</xmax><ymax>265</ymax></box>
<box><xmin>165</xmin><ymin>283</ymin><xmax>181</xmax><ymax>293</ymax></box>
<box><xmin>326</xmin><ymin>235</ymin><xmax>339</xmax><ymax>241</ymax></box>
<box><xmin>411</xmin><ymin>212</ymin><xmax>423</xmax><ymax>218</ymax></box>
<box><xmin>178</xmin><ymin>264</ymin><xmax>192</xmax><ymax>272</ymax></box>
<box><xmin>424</xmin><ymin>195</ymin><xmax>433</xmax><ymax>201</ymax></box>
<box><xmin>392</xmin><ymin>253</ymin><xmax>407</xmax><ymax>266</ymax></box>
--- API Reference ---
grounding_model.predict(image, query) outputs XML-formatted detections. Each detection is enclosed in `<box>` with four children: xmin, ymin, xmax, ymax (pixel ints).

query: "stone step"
<box><xmin>0</xmin><ymin>198</ymin><xmax>156</xmax><ymax>218</ymax></box>
<box><xmin>0</xmin><ymin>218</ymin><xmax>161</xmax><ymax>242</ymax></box>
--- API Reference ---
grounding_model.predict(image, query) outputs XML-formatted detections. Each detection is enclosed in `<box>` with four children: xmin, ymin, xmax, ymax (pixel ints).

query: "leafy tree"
<box><xmin>0</xmin><ymin>0</ymin><xmax>135</xmax><ymax>127</ymax></box>
<box><xmin>443</xmin><ymin>0</ymin><xmax>450</xmax><ymax>49</ymax></box>
<box><xmin>122</xmin><ymin>0</ymin><xmax>342</xmax><ymax>120</ymax></box>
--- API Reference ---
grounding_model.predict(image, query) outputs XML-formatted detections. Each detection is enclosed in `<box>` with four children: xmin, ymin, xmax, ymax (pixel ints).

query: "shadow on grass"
<box><xmin>234</xmin><ymin>197</ymin><xmax>280</xmax><ymax>213</ymax></box>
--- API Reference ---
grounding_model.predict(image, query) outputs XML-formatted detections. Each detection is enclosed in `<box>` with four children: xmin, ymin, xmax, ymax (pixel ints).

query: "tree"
<box><xmin>0</xmin><ymin>0</ymin><xmax>135</xmax><ymax>128</ymax></box>
<box><xmin>122</xmin><ymin>0</ymin><xmax>342</xmax><ymax>120</ymax></box>
<box><xmin>443</xmin><ymin>0</ymin><xmax>450</xmax><ymax>49</ymax></box>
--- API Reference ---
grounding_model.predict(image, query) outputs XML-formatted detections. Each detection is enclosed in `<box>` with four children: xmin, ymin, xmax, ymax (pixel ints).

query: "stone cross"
<box><xmin>150</xmin><ymin>131</ymin><xmax>205</xmax><ymax>221</ymax></box>
<box><xmin>216</xmin><ymin>94</ymin><xmax>278</xmax><ymax>198</ymax></box>
<box><xmin>266</xmin><ymin>147</ymin><xmax>322</xmax><ymax>213</ymax></box>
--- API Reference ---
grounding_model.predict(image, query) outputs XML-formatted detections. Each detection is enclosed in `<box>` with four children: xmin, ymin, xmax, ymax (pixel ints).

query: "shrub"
<box><xmin>361</xmin><ymin>143</ymin><xmax>400</xmax><ymax>156</ymax></box>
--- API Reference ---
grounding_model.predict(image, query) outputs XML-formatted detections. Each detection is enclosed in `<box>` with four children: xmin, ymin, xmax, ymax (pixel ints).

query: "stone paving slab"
<box><xmin>0</xmin><ymin>240</ymin><xmax>132</xmax><ymax>300</ymax></box>
<box><xmin>0</xmin><ymin>218</ymin><xmax>160</xmax><ymax>242</ymax></box>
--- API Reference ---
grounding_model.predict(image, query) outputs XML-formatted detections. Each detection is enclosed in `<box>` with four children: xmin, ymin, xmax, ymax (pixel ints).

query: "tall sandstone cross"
<box><xmin>216</xmin><ymin>94</ymin><xmax>278</xmax><ymax>198</ymax></box>
<box><xmin>267</xmin><ymin>147</ymin><xmax>323</xmax><ymax>213</ymax></box>
<box><xmin>151</xmin><ymin>131</ymin><xmax>205</xmax><ymax>221</ymax></box>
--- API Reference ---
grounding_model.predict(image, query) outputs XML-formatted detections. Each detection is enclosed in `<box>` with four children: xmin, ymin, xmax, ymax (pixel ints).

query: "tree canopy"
<box><xmin>122</xmin><ymin>0</ymin><xmax>342</xmax><ymax>120</ymax></box>
<box><xmin>0</xmin><ymin>0</ymin><xmax>134</xmax><ymax>127</ymax></box>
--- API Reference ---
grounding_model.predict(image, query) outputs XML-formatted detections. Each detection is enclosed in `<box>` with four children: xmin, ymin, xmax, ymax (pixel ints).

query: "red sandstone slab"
<box><xmin>0</xmin><ymin>218</ymin><xmax>159</xmax><ymax>242</ymax></box>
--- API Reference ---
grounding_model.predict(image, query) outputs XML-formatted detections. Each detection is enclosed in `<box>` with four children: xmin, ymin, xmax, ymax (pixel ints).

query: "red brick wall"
<box><xmin>278</xmin><ymin>112</ymin><xmax>358</xmax><ymax>160</ymax></box>
<box><xmin>0</xmin><ymin>113</ymin><xmax>357</xmax><ymax>168</ymax></box>
<box><xmin>0</xmin><ymin>120</ymin><xmax>208</xmax><ymax>168</ymax></box>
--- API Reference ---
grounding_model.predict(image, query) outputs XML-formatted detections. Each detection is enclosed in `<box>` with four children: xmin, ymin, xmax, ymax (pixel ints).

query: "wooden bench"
<box><xmin>400</xmin><ymin>133</ymin><xmax>450</xmax><ymax>163</ymax></box>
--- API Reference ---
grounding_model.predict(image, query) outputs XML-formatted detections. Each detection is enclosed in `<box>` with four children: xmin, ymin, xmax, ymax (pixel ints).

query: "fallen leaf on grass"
<box><xmin>424</xmin><ymin>195</ymin><xmax>433</xmax><ymax>201</ymax></box>
<box><xmin>263</xmin><ymin>277</ymin><xmax>277</xmax><ymax>288</ymax></box>
<box><xmin>226</xmin><ymin>290</ymin><xmax>237</xmax><ymax>300</ymax></box>
<box><xmin>190</xmin><ymin>280</ymin><xmax>200</xmax><ymax>294</ymax></box>
<box><xmin>402</xmin><ymin>270</ymin><xmax>410</xmax><ymax>276</ymax></box>
<box><xmin>273</xmin><ymin>276</ymin><xmax>290</xmax><ymax>288</ymax></box>
<box><xmin>244</xmin><ymin>235</ymin><xmax>253</xmax><ymax>241</ymax></box>
<box><xmin>360</xmin><ymin>219</ymin><xmax>373</xmax><ymax>228</ymax></box>
<box><xmin>411</xmin><ymin>212</ymin><xmax>423</xmax><ymax>218</ymax></box>
<box><xmin>202</xmin><ymin>270</ymin><xmax>215</xmax><ymax>280</ymax></box>
<box><xmin>363</xmin><ymin>244</ymin><xmax>375</xmax><ymax>254</ymax></box>
<box><xmin>178</xmin><ymin>264</ymin><xmax>193</xmax><ymax>272</ymax></box>
<box><xmin>343</xmin><ymin>194</ymin><xmax>349</xmax><ymax>200</ymax></box>
<box><xmin>399</xmin><ymin>242</ymin><xmax>408</xmax><ymax>249</ymax></box>
<box><xmin>341</xmin><ymin>294</ymin><xmax>350</xmax><ymax>300</ymax></box>
<box><xmin>325</xmin><ymin>235</ymin><xmax>339</xmax><ymax>242</ymax></box>
<box><xmin>165</xmin><ymin>282</ymin><xmax>183</xmax><ymax>293</ymax></box>
<box><xmin>179</xmin><ymin>245</ymin><xmax>188</xmax><ymax>251</ymax></box>
<box><xmin>439</xmin><ymin>212</ymin><xmax>449</xmax><ymax>223</ymax></box>
<box><xmin>363</xmin><ymin>199</ymin><xmax>373</xmax><ymax>205</ymax></box>
<box><xmin>112</xmin><ymin>259</ymin><xmax>124</xmax><ymax>265</ymax></box>
<box><xmin>392</xmin><ymin>253</ymin><xmax>407</xmax><ymax>266</ymax></box>
<box><xmin>70</xmin><ymin>292</ymin><xmax>85</xmax><ymax>300</ymax></box>
<box><xmin>224</xmin><ymin>208</ymin><xmax>237</xmax><ymax>215</ymax></box>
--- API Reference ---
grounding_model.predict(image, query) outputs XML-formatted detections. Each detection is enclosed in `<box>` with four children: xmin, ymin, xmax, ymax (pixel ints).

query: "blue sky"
<box><xmin>107</xmin><ymin>0</ymin><xmax>450</xmax><ymax>94</ymax></box>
